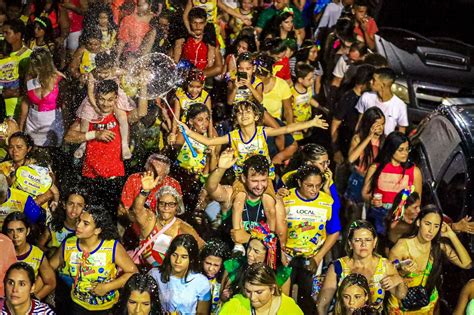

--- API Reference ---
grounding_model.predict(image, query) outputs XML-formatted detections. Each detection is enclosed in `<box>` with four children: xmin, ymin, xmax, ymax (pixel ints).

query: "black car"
<box><xmin>374</xmin><ymin>0</ymin><xmax>474</xmax><ymax>124</ymax></box>
<box><xmin>410</xmin><ymin>98</ymin><xmax>474</xmax><ymax>310</ymax></box>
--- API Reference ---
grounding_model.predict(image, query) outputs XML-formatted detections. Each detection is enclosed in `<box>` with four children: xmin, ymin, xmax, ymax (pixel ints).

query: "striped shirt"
<box><xmin>1</xmin><ymin>299</ymin><xmax>55</xmax><ymax>314</ymax></box>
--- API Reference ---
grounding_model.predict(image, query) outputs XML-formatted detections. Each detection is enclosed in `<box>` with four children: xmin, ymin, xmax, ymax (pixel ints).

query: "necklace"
<box><xmin>244</xmin><ymin>200</ymin><xmax>262</xmax><ymax>225</ymax></box>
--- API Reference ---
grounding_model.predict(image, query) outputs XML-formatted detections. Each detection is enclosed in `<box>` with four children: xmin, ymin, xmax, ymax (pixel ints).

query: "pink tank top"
<box><xmin>374</xmin><ymin>162</ymin><xmax>415</xmax><ymax>204</ymax></box>
<box><xmin>27</xmin><ymin>77</ymin><xmax>61</xmax><ymax>112</ymax></box>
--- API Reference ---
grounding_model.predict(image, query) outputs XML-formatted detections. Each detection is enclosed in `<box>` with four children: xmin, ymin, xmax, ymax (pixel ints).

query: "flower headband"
<box><xmin>392</xmin><ymin>185</ymin><xmax>415</xmax><ymax>221</ymax></box>
<box><xmin>249</xmin><ymin>223</ymin><xmax>278</xmax><ymax>270</ymax></box>
<box><xmin>279</xmin><ymin>7</ymin><xmax>294</xmax><ymax>16</ymax></box>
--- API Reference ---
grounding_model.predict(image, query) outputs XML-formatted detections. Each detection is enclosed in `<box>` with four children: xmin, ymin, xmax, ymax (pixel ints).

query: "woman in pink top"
<box><xmin>116</xmin><ymin>0</ymin><xmax>154</xmax><ymax>63</ymax></box>
<box><xmin>19</xmin><ymin>48</ymin><xmax>65</xmax><ymax>147</ymax></box>
<box><xmin>361</xmin><ymin>131</ymin><xmax>422</xmax><ymax>235</ymax></box>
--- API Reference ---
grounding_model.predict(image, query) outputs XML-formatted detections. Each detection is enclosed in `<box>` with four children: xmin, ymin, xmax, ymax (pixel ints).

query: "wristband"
<box><xmin>140</xmin><ymin>189</ymin><xmax>150</xmax><ymax>196</ymax></box>
<box><xmin>85</xmin><ymin>131</ymin><xmax>96</xmax><ymax>140</ymax></box>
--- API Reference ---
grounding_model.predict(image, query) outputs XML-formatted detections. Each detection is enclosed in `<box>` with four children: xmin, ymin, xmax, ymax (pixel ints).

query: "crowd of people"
<box><xmin>0</xmin><ymin>0</ymin><xmax>473</xmax><ymax>314</ymax></box>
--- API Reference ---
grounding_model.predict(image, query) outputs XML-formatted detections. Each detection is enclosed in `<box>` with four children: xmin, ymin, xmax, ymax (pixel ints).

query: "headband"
<box><xmin>392</xmin><ymin>185</ymin><xmax>415</xmax><ymax>221</ymax></box>
<box><xmin>35</xmin><ymin>18</ymin><xmax>47</xmax><ymax>29</ymax></box>
<box><xmin>249</xmin><ymin>223</ymin><xmax>278</xmax><ymax>270</ymax></box>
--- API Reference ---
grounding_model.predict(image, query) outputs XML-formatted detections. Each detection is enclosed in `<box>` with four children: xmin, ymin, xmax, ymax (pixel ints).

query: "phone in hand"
<box><xmin>237</xmin><ymin>71</ymin><xmax>247</xmax><ymax>81</ymax></box>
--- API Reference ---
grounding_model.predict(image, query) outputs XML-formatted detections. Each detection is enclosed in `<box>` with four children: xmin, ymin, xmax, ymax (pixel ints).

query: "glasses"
<box><xmin>303</xmin><ymin>182</ymin><xmax>322</xmax><ymax>190</ymax></box>
<box><xmin>352</xmin><ymin>238</ymin><xmax>374</xmax><ymax>245</ymax></box>
<box><xmin>158</xmin><ymin>201</ymin><xmax>178</xmax><ymax>209</ymax></box>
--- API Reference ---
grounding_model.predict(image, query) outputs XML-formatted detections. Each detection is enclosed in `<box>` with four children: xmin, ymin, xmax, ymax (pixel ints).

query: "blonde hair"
<box><xmin>28</xmin><ymin>48</ymin><xmax>56</xmax><ymax>89</ymax></box>
<box><xmin>155</xmin><ymin>186</ymin><xmax>185</xmax><ymax>215</ymax></box>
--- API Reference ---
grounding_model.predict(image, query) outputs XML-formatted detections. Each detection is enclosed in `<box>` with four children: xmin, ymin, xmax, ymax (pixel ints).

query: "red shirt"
<box><xmin>121</xmin><ymin>172</ymin><xmax>182</xmax><ymax>211</ymax></box>
<box><xmin>82</xmin><ymin>113</ymin><xmax>125</xmax><ymax>178</ymax></box>
<box><xmin>181</xmin><ymin>37</ymin><xmax>209</xmax><ymax>70</ymax></box>
<box><xmin>354</xmin><ymin>18</ymin><xmax>378</xmax><ymax>42</ymax></box>
<box><xmin>273</xmin><ymin>57</ymin><xmax>291</xmax><ymax>81</ymax></box>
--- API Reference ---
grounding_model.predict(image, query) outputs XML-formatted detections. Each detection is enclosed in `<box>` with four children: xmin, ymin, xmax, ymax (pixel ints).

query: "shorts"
<box><xmin>64</xmin><ymin>30</ymin><xmax>82</xmax><ymax>51</ymax></box>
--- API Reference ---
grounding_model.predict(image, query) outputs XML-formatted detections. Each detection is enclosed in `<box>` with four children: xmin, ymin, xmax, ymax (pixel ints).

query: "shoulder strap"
<box><xmin>133</xmin><ymin>217</ymin><xmax>177</xmax><ymax>260</ymax></box>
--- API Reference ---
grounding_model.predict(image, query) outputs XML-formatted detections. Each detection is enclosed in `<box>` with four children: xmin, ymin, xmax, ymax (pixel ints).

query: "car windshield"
<box><xmin>377</xmin><ymin>0</ymin><xmax>474</xmax><ymax>45</ymax></box>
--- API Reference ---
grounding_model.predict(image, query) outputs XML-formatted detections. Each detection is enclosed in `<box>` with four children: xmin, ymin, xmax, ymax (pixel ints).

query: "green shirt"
<box><xmin>256</xmin><ymin>4</ymin><xmax>305</xmax><ymax>30</ymax></box>
<box><xmin>220</xmin><ymin>294</ymin><xmax>303</xmax><ymax>314</ymax></box>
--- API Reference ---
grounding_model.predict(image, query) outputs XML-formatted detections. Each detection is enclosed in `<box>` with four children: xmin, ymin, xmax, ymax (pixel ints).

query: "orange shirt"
<box><xmin>118</xmin><ymin>14</ymin><xmax>152</xmax><ymax>52</ymax></box>
<box><xmin>0</xmin><ymin>233</ymin><xmax>17</xmax><ymax>296</ymax></box>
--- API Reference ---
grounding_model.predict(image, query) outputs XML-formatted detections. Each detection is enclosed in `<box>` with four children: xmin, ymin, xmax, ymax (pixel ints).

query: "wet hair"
<box><xmin>404</xmin><ymin>205</ymin><xmax>444</xmax><ymax>295</ymax></box>
<box><xmin>200</xmin><ymin>238</ymin><xmax>230</xmax><ymax>280</ymax></box>
<box><xmin>2</xmin><ymin>211</ymin><xmax>30</xmax><ymax>236</ymax></box>
<box><xmin>95</xmin><ymin>52</ymin><xmax>116</xmax><ymax>69</ymax></box>
<box><xmin>79</xmin><ymin>27</ymin><xmax>102</xmax><ymax>46</ymax></box>
<box><xmin>241</xmin><ymin>263</ymin><xmax>280</xmax><ymax>296</ymax></box>
<box><xmin>335</xmin><ymin>273</ymin><xmax>371</xmax><ymax>315</ymax></box>
<box><xmin>374</xmin><ymin>67</ymin><xmax>396</xmax><ymax>83</ymax></box>
<box><xmin>345</xmin><ymin>220</ymin><xmax>377</xmax><ymax>256</ymax></box>
<box><xmin>261</xmin><ymin>37</ymin><xmax>287</xmax><ymax>56</ymax></box>
<box><xmin>295</xmin><ymin>165</ymin><xmax>323</xmax><ymax>186</ymax></box>
<box><xmin>232</xmin><ymin>100</ymin><xmax>263</xmax><ymax>128</ymax></box>
<box><xmin>254</xmin><ymin>53</ymin><xmax>275</xmax><ymax>77</ymax></box>
<box><xmin>354</xmin><ymin>107</ymin><xmax>385</xmax><ymax>170</ymax></box>
<box><xmin>50</xmin><ymin>187</ymin><xmax>88</xmax><ymax>232</ymax></box>
<box><xmin>185</xmin><ymin>68</ymin><xmax>205</xmax><ymax>84</ymax></box>
<box><xmin>159</xmin><ymin>234</ymin><xmax>200</xmax><ymax>283</ymax></box>
<box><xmin>84</xmin><ymin>205</ymin><xmax>119</xmax><ymax>240</ymax></box>
<box><xmin>8</xmin><ymin>131</ymin><xmax>35</xmax><ymax>150</ymax></box>
<box><xmin>295</xmin><ymin>62</ymin><xmax>314</xmax><ymax>80</ymax></box>
<box><xmin>242</xmin><ymin>155</ymin><xmax>270</xmax><ymax>177</ymax></box>
<box><xmin>118</xmin><ymin>273</ymin><xmax>163</xmax><ymax>315</ymax></box>
<box><xmin>186</xmin><ymin>103</ymin><xmax>210</xmax><ymax>123</ymax></box>
<box><xmin>188</xmin><ymin>7</ymin><xmax>207</xmax><ymax>22</ymax></box>
<box><xmin>286</xmin><ymin>144</ymin><xmax>328</xmax><ymax>173</ymax></box>
<box><xmin>4</xmin><ymin>262</ymin><xmax>36</xmax><ymax>287</ymax></box>
<box><xmin>236</xmin><ymin>52</ymin><xmax>254</xmax><ymax>67</ymax></box>
<box><xmin>95</xmin><ymin>79</ymin><xmax>118</xmax><ymax>96</ymax></box>
<box><xmin>363</xmin><ymin>53</ymin><xmax>388</xmax><ymax>68</ymax></box>
<box><xmin>369</xmin><ymin>131</ymin><xmax>413</xmax><ymax>194</ymax></box>
<box><xmin>4</xmin><ymin>19</ymin><xmax>26</xmax><ymax>37</ymax></box>
<box><xmin>155</xmin><ymin>185</ymin><xmax>185</xmax><ymax>215</ymax></box>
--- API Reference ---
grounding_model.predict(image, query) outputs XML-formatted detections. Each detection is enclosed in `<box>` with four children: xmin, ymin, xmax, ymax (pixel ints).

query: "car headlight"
<box><xmin>392</xmin><ymin>81</ymin><xmax>410</xmax><ymax>104</ymax></box>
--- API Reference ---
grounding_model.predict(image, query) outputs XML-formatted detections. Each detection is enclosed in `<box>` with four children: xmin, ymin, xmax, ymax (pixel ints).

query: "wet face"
<box><xmin>242</xmin><ymin>169</ymin><xmax>268</xmax><ymax>198</ymax></box>
<box><xmin>98</xmin><ymin>12</ymin><xmax>109</xmax><ymax>28</ymax></box>
<box><xmin>244</xmin><ymin>282</ymin><xmax>274</xmax><ymax>310</ymax></box>
<box><xmin>299</xmin><ymin>72</ymin><xmax>314</xmax><ymax>88</ymax></box>
<box><xmin>342</xmin><ymin>285</ymin><xmax>368</xmax><ymax>314</ymax></box>
<box><xmin>158</xmin><ymin>194</ymin><xmax>178</xmax><ymax>221</ymax></box>
<box><xmin>3</xmin><ymin>26</ymin><xmax>21</xmax><ymax>45</ymax></box>
<box><xmin>297</xmin><ymin>174</ymin><xmax>323</xmax><ymax>200</ymax></box>
<box><xmin>127</xmin><ymin>290</ymin><xmax>152</xmax><ymax>315</ymax></box>
<box><xmin>404</xmin><ymin>199</ymin><xmax>421</xmax><ymax>222</ymax></box>
<box><xmin>6</xmin><ymin>220</ymin><xmax>29</xmax><ymax>249</ymax></box>
<box><xmin>34</xmin><ymin>24</ymin><xmax>45</xmax><ymax>39</ymax></box>
<box><xmin>8</xmin><ymin>137</ymin><xmax>31</xmax><ymax>164</ymax></box>
<box><xmin>281</xmin><ymin>16</ymin><xmax>293</xmax><ymax>32</ymax></box>
<box><xmin>203</xmin><ymin>255</ymin><xmax>223</xmax><ymax>279</ymax></box>
<box><xmin>392</xmin><ymin>141</ymin><xmax>410</xmax><ymax>164</ymax></box>
<box><xmin>274</xmin><ymin>0</ymin><xmax>289</xmax><ymax>10</ymax></box>
<box><xmin>171</xmin><ymin>246</ymin><xmax>190</xmax><ymax>277</ymax></box>
<box><xmin>247</xmin><ymin>239</ymin><xmax>266</xmax><ymax>265</ymax></box>
<box><xmin>237</xmin><ymin>60</ymin><xmax>254</xmax><ymax>80</ymax></box>
<box><xmin>5</xmin><ymin>269</ymin><xmax>34</xmax><ymax>307</ymax></box>
<box><xmin>66</xmin><ymin>194</ymin><xmax>85</xmax><ymax>223</ymax></box>
<box><xmin>236</xmin><ymin>40</ymin><xmax>249</xmax><ymax>55</ymax></box>
<box><xmin>86</xmin><ymin>38</ymin><xmax>102</xmax><ymax>53</ymax></box>
<box><xmin>417</xmin><ymin>212</ymin><xmax>441</xmax><ymax>242</ymax></box>
<box><xmin>350</xmin><ymin>228</ymin><xmax>376</xmax><ymax>258</ymax></box>
<box><xmin>96</xmin><ymin>91</ymin><xmax>117</xmax><ymax>114</ymax></box>
<box><xmin>189</xmin><ymin>112</ymin><xmax>210</xmax><ymax>134</ymax></box>
<box><xmin>190</xmin><ymin>18</ymin><xmax>206</xmax><ymax>37</ymax></box>
<box><xmin>75</xmin><ymin>212</ymin><xmax>100</xmax><ymax>239</ymax></box>
<box><xmin>307</xmin><ymin>153</ymin><xmax>330</xmax><ymax>172</ymax></box>
<box><xmin>187</xmin><ymin>80</ymin><xmax>204</xmax><ymax>98</ymax></box>
<box><xmin>137</xmin><ymin>0</ymin><xmax>150</xmax><ymax>15</ymax></box>
<box><xmin>235</xmin><ymin>105</ymin><xmax>259</xmax><ymax>128</ymax></box>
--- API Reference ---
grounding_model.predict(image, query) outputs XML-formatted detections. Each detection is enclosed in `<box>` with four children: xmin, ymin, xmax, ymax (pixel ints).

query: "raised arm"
<box><xmin>265</xmin><ymin>115</ymin><xmax>328</xmax><ymax>137</ymax></box>
<box><xmin>440</xmin><ymin>222</ymin><xmax>472</xmax><ymax>269</ymax></box>
<box><xmin>179</xmin><ymin>122</ymin><xmax>228</xmax><ymax>146</ymax></box>
<box><xmin>205</xmin><ymin>148</ymin><xmax>236</xmax><ymax>203</ymax></box>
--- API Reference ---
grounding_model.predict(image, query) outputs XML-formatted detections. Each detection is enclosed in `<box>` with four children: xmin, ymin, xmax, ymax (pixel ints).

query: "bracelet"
<box><xmin>140</xmin><ymin>189</ymin><xmax>150</xmax><ymax>196</ymax></box>
<box><xmin>85</xmin><ymin>131</ymin><xmax>96</xmax><ymax>140</ymax></box>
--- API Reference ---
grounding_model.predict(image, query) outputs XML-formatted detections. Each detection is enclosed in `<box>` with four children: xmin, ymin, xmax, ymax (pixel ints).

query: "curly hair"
<box><xmin>84</xmin><ymin>205</ymin><xmax>119</xmax><ymax>240</ymax></box>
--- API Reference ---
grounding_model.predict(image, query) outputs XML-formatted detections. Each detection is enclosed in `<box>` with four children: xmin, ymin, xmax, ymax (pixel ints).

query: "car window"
<box><xmin>435</xmin><ymin>150</ymin><xmax>467</xmax><ymax>219</ymax></box>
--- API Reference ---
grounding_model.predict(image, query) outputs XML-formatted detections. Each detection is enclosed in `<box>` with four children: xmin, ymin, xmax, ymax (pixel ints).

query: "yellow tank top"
<box><xmin>64</xmin><ymin>237</ymin><xmax>119</xmax><ymax>311</ymax></box>
<box><xmin>79</xmin><ymin>49</ymin><xmax>96</xmax><ymax>74</ymax></box>
<box><xmin>178</xmin><ymin>135</ymin><xmax>208</xmax><ymax>173</ymax></box>
<box><xmin>337</xmin><ymin>256</ymin><xmax>388</xmax><ymax>310</ymax></box>
<box><xmin>49</xmin><ymin>225</ymin><xmax>75</xmax><ymax>249</ymax></box>
<box><xmin>18</xmin><ymin>244</ymin><xmax>44</xmax><ymax>277</ymax></box>
<box><xmin>230</xmin><ymin>9</ymin><xmax>254</xmax><ymax>40</ymax></box>
<box><xmin>228</xmin><ymin>126</ymin><xmax>275</xmax><ymax>178</ymax></box>
<box><xmin>0</xmin><ymin>188</ymin><xmax>31</xmax><ymax>228</ymax></box>
<box><xmin>100</xmin><ymin>29</ymin><xmax>117</xmax><ymax>52</ymax></box>
<box><xmin>192</xmin><ymin>0</ymin><xmax>218</xmax><ymax>23</ymax></box>
<box><xmin>283</xmin><ymin>188</ymin><xmax>333</xmax><ymax>257</ymax></box>
<box><xmin>290</xmin><ymin>85</ymin><xmax>312</xmax><ymax>140</ymax></box>
<box><xmin>175</xmin><ymin>87</ymin><xmax>209</xmax><ymax>122</ymax></box>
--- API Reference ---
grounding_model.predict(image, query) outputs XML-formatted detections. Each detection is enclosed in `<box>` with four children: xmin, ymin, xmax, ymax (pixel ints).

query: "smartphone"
<box><xmin>237</xmin><ymin>71</ymin><xmax>247</xmax><ymax>81</ymax></box>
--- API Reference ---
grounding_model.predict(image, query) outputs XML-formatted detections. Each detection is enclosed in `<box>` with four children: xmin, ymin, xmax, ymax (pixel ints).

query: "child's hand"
<box><xmin>167</xmin><ymin>133</ymin><xmax>177</xmax><ymax>145</ymax></box>
<box><xmin>218</xmin><ymin>148</ymin><xmax>238</xmax><ymax>170</ymax></box>
<box><xmin>311</xmin><ymin>115</ymin><xmax>329</xmax><ymax>129</ymax></box>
